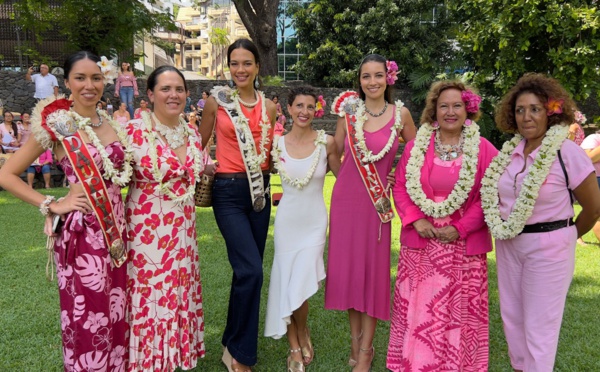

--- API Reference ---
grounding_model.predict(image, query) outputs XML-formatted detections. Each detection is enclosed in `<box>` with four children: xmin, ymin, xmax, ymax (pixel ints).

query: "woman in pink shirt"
<box><xmin>388</xmin><ymin>81</ymin><xmax>497</xmax><ymax>371</ymax></box>
<box><xmin>483</xmin><ymin>73</ymin><xmax>600</xmax><ymax>371</ymax></box>
<box><xmin>27</xmin><ymin>148</ymin><xmax>53</xmax><ymax>188</ymax></box>
<box><xmin>114</xmin><ymin>62</ymin><xmax>138</xmax><ymax>118</ymax></box>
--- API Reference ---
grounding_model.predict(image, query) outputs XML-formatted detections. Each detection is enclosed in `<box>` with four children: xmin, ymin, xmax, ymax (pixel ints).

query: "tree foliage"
<box><xmin>12</xmin><ymin>0</ymin><xmax>174</xmax><ymax>59</ymax></box>
<box><xmin>453</xmin><ymin>0</ymin><xmax>600</xmax><ymax>103</ymax></box>
<box><xmin>231</xmin><ymin>0</ymin><xmax>280</xmax><ymax>76</ymax></box>
<box><xmin>292</xmin><ymin>0</ymin><xmax>454</xmax><ymax>87</ymax></box>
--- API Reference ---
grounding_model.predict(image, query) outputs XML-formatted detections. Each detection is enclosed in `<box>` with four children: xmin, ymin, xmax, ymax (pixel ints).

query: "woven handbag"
<box><xmin>194</xmin><ymin>173</ymin><xmax>214</xmax><ymax>207</ymax></box>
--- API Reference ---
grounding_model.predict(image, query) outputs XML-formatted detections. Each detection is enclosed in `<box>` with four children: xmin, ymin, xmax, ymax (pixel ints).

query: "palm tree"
<box><xmin>209</xmin><ymin>27</ymin><xmax>229</xmax><ymax>79</ymax></box>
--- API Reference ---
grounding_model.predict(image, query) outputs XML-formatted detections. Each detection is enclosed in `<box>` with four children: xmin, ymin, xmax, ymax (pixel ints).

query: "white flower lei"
<box><xmin>405</xmin><ymin>122</ymin><xmax>480</xmax><ymax>218</ymax></box>
<box><xmin>230</xmin><ymin>89</ymin><xmax>271</xmax><ymax>173</ymax></box>
<box><xmin>353</xmin><ymin>100</ymin><xmax>404</xmax><ymax>163</ymax></box>
<box><xmin>142</xmin><ymin>112</ymin><xmax>204</xmax><ymax>205</ymax></box>
<box><xmin>480</xmin><ymin>125</ymin><xmax>569</xmax><ymax>240</ymax></box>
<box><xmin>68</xmin><ymin>110</ymin><xmax>133</xmax><ymax>187</ymax></box>
<box><xmin>271</xmin><ymin>130</ymin><xmax>327</xmax><ymax>190</ymax></box>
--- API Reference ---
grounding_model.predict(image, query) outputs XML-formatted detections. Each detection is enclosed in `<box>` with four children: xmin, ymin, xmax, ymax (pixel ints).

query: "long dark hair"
<box><xmin>3</xmin><ymin>111</ymin><xmax>17</xmax><ymax>138</ymax></box>
<box><xmin>227</xmin><ymin>38</ymin><xmax>262</xmax><ymax>89</ymax></box>
<box><xmin>64</xmin><ymin>51</ymin><xmax>101</xmax><ymax>80</ymax></box>
<box><xmin>357</xmin><ymin>54</ymin><xmax>393</xmax><ymax>103</ymax></box>
<box><xmin>147</xmin><ymin>66</ymin><xmax>188</xmax><ymax>93</ymax></box>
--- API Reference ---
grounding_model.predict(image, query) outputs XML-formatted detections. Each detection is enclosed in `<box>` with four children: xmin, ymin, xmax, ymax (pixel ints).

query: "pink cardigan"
<box><xmin>393</xmin><ymin>133</ymin><xmax>498</xmax><ymax>255</ymax></box>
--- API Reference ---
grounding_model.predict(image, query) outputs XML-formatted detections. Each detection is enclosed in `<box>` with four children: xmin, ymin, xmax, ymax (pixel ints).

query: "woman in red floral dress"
<box><xmin>125</xmin><ymin>66</ymin><xmax>205</xmax><ymax>371</ymax></box>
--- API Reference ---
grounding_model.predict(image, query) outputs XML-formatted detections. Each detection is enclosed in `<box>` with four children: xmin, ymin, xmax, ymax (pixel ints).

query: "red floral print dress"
<box><xmin>125</xmin><ymin>120</ymin><xmax>205</xmax><ymax>371</ymax></box>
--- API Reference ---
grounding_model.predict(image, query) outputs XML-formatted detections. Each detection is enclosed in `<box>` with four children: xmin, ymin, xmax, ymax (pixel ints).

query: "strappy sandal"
<box><xmin>348</xmin><ymin>330</ymin><xmax>363</xmax><ymax>367</ymax></box>
<box><xmin>222</xmin><ymin>347</ymin><xmax>252</xmax><ymax>372</ymax></box>
<box><xmin>351</xmin><ymin>346</ymin><xmax>375</xmax><ymax>372</ymax></box>
<box><xmin>301</xmin><ymin>328</ymin><xmax>314</xmax><ymax>366</ymax></box>
<box><xmin>287</xmin><ymin>347</ymin><xmax>305</xmax><ymax>372</ymax></box>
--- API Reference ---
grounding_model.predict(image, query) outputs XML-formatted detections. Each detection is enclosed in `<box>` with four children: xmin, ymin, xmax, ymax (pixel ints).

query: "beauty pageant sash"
<box><xmin>345</xmin><ymin>114</ymin><xmax>394</xmax><ymax>223</ymax></box>
<box><xmin>214</xmin><ymin>87</ymin><xmax>267</xmax><ymax>212</ymax></box>
<box><xmin>61</xmin><ymin>132</ymin><xmax>126</xmax><ymax>267</ymax></box>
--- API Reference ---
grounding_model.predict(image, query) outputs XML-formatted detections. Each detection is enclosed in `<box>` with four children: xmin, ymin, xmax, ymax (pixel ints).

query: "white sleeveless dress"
<box><xmin>264</xmin><ymin>133</ymin><xmax>328</xmax><ymax>339</ymax></box>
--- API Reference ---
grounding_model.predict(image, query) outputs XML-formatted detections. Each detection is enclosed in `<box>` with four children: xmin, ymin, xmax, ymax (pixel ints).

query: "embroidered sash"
<box><xmin>213</xmin><ymin>87</ymin><xmax>268</xmax><ymax>212</ymax></box>
<box><xmin>61</xmin><ymin>132</ymin><xmax>126</xmax><ymax>267</ymax></box>
<box><xmin>345</xmin><ymin>114</ymin><xmax>394</xmax><ymax>223</ymax></box>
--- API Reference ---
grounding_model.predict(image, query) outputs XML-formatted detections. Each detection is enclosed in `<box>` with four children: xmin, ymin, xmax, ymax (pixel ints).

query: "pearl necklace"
<box><xmin>434</xmin><ymin>130</ymin><xmax>465</xmax><ymax>161</ymax></box>
<box><xmin>90</xmin><ymin>110</ymin><xmax>103</xmax><ymax>127</ymax></box>
<box><xmin>237</xmin><ymin>90</ymin><xmax>259</xmax><ymax>108</ymax></box>
<box><xmin>364</xmin><ymin>101</ymin><xmax>388</xmax><ymax>117</ymax></box>
<box><xmin>153</xmin><ymin>114</ymin><xmax>187</xmax><ymax>149</ymax></box>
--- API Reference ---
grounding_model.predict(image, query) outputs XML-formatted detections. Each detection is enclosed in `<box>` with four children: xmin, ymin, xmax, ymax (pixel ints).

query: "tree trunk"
<box><xmin>232</xmin><ymin>0</ymin><xmax>279</xmax><ymax>77</ymax></box>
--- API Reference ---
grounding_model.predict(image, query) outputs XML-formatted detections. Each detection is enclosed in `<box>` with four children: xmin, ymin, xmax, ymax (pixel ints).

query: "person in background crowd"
<box><xmin>0</xmin><ymin>111</ymin><xmax>21</xmax><ymax>152</ymax></box>
<box><xmin>568</xmin><ymin>110</ymin><xmax>586</xmax><ymax>145</ymax></box>
<box><xmin>184</xmin><ymin>90</ymin><xmax>195</xmax><ymax>115</ymax></box>
<box><xmin>483</xmin><ymin>73</ymin><xmax>600</xmax><ymax>371</ymax></box>
<box><xmin>27</xmin><ymin>148</ymin><xmax>53</xmax><ymax>189</ymax></box>
<box><xmin>113</xmin><ymin>102</ymin><xmax>130</xmax><ymax>127</ymax></box>
<box><xmin>326</xmin><ymin>54</ymin><xmax>416</xmax><ymax>372</ymax></box>
<box><xmin>197</xmin><ymin>90</ymin><xmax>209</xmax><ymax>112</ymax></box>
<box><xmin>19</xmin><ymin>112</ymin><xmax>32</xmax><ymax>146</ymax></box>
<box><xmin>114</xmin><ymin>61</ymin><xmax>138</xmax><ymax>118</ymax></box>
<box><xmin>133</xmin><ymin>99</ymin><xmax>151</xmax><ymax>119</ymax></box>
<box><xmin>25</xmin><ymin>63</ymin><xmax>59</xmax><ymax>99</ymax></box>
<box><xmin>199</xmin><ymin>38</ymin><xmax>277</xmax><ymax>372</ymax></box>
<box><xmin>188</xmin><ymin>111</ymin><xmax>200</xmax><ymax>131</ymax></box>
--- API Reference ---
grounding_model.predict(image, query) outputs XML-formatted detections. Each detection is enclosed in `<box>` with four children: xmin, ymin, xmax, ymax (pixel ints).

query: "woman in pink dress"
<box><xmin>125</xmin><ymin>65</ymin><xmax>205</xmax><ymax>371</ymax></box>
<box><xmin>483</xmin><ymin>74</ymin><xmax>600</xmax><ymax>371</ymax></box>
<box><xmin>326</xmin><ymin>54</ymin><xmax>416</xmax><ymax>372</ymax></box>
<box><xmin>387</xmin><ymin>81</ymin><xmax>497</xmax><ymax>371</ymax></box>
<box><xmin>0</xmin><ymin>51</ymin><xmax>130</xmax><ymax>371</ymax></box>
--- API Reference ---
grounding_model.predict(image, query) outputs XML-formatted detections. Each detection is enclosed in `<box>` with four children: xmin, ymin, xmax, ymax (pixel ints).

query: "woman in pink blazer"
<box><xmin>387</xmin><ymin>80</ymin><xmax>497</xmax><ymax>372</ymax></box>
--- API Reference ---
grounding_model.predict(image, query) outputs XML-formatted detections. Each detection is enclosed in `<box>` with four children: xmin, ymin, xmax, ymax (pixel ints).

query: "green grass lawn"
<box><xmin>1</xmin><ymin>174</ymin><xmax>599</xmax><ymax>371</ymax></box>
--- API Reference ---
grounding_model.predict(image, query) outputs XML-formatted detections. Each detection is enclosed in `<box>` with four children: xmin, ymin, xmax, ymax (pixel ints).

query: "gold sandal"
<box><xmin>301</xmin><ymin>328</ymin><xmax>314</xmax><ymax>366</ymax></box>
<box><xmin>348</xmin><ymin>330</ymin><xmax>363</xmax><ymax>367</ymax></box>
<box><xmin>288</xmin><ymin>348</ymin><xmax>305</xmax><ymax>372</ymax></box>
<box><xmin>351</xmin><ymin>346</ymin><xmax>375</xmax><ymax>372</ymax></box>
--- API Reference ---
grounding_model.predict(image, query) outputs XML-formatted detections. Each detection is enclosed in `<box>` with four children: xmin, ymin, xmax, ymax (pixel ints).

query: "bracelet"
<box><xmin>39</xmin><ymin>195</ymin><xmax>56</xmax><ymax>217</ymax></box>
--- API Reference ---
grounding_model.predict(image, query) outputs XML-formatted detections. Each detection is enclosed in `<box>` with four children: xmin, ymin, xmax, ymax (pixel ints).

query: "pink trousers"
<box><xmin>495</xmin><ymin>226</ymin><xmax>577</xmax><ymax>372</ymax></box>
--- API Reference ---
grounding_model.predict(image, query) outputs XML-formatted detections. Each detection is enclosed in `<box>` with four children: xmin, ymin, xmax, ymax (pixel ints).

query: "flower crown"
<box><xmin>97</xmin><ymin>56</ymin><xmax>118</xmax><ymax>85</ymax></box>
<box><xmin>574</xmin><ymin>110</ymin><xmax>587</xmax><ymax>124</ymax></box>
<box><xmin>545</xmin><ymin>98</ymin><xmax>564</xmax><ymax>116</ymax></box>
<box><xmin>315</xmin><ymin>95</ymin><xmax>326</xmax><ymax>118</ymax></box>
<box><xmin>386</xmin><ymin>60</ymin><xmax>399</xmax><ymax>85</ymax></box>
<box><xmin>461</xmin><ymin>89</ymin><xmax>481</xmax><ymax>113</ymax></box>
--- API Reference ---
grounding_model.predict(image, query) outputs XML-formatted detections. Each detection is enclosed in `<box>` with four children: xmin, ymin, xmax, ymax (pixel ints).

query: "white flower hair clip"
<box><xmin>97</xmin><ymin>56</ymin><xmax>118</xmax><ymax>85</ymax></box>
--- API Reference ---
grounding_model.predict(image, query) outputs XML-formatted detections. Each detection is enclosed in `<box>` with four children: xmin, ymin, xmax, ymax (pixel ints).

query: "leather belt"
<box><xmin>520</xmin><ymin>218</ymin><xmax>574</xmax><ymax>234</ymax></box>
<box><xmin>215</xmin><ymin>171</ymin><xmax>270</xmax><ymax>179</ymax></box>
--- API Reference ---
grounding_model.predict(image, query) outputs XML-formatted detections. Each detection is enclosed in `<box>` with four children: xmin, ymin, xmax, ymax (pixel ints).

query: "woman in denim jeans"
<box><xmin>199</xmin><ymin>38</ymin><xmax>277</xmax><ymax>372</ymax></box>
<box><xmin>114</xmin><ymin>62</ymin><xmax>138</xmax><ymax>118</ymax></box>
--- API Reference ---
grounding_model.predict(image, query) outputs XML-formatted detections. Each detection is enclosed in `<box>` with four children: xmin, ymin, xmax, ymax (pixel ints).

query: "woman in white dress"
<box><xmin>265</xmin><ymin>87</ymin><xmax>340</xmax><ymax>372</ymax></box>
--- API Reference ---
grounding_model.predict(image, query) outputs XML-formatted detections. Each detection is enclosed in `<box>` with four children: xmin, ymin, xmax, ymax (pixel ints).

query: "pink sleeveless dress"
<box><xmin>325</xmin><ymin>115</ymin><xmax>398</xmax><ymax>320</ymax></box>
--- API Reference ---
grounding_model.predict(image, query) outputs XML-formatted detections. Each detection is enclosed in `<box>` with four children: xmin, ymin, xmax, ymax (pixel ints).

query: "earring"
<box><xmin>254</xmin><ymin>77</ymin><xmax>260</xmax><ymax>90</ymax></box>
<box><xmin>228</xmin><ymin>78</ymin><xmax>235</xmax><ymax>88</ymax></box>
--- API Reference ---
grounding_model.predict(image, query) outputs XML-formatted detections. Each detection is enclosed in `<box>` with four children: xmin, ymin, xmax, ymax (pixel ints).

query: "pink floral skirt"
<box><xmin>386</xmin><ymin>236</ymin><xmax>489</xmax><ymax>371</ymax></box>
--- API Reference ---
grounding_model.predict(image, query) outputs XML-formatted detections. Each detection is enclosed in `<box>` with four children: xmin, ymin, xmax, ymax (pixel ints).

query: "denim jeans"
<box><xmin>119</xmin><ymin>86</ymin><xmax>134</xmax><ymax>118</ymax></box>
<box><xmin>212</xmin><ymin>175</ymin><xmax>271</xmax><ymax>366</ymax></box>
